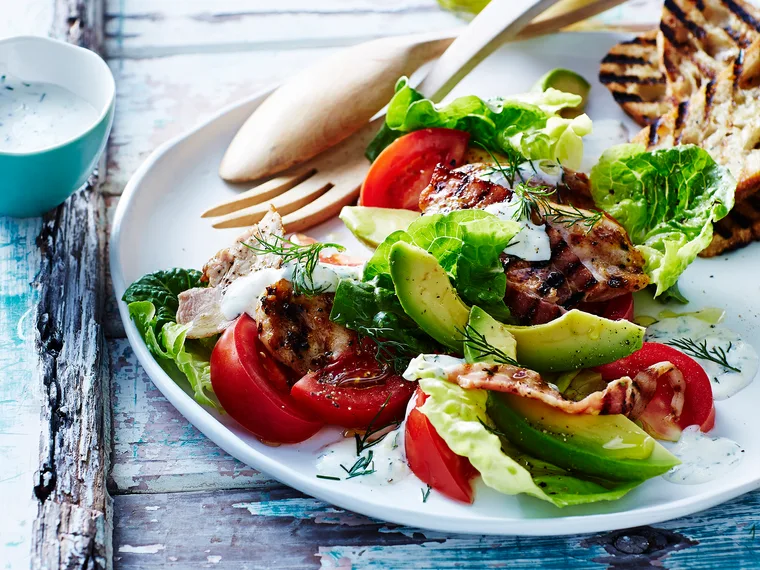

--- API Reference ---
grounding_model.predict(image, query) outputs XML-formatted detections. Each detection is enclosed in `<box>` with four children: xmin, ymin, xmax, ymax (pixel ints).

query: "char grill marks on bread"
<box><xmin>419</xmin><ymin>164</ymin><xmax>648</xmax><ymax>324</ymax></box>
<box><xmin>602</xmin><ymin>0</ymin><xmax>760</xmax><ymax>256</ymax></box>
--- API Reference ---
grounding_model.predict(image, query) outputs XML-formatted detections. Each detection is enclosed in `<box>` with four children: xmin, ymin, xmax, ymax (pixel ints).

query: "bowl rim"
<box><xmin>0</xmin><ymin>35</ymin><xmax>116</xmax><ymax>157</ymax></box>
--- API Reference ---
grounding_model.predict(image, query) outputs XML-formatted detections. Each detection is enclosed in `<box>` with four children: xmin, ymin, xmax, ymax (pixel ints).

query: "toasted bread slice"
<box><xmin>600</xmin><ymin>31</ymin><xmax>670</xmax><ymax>126</ymax></box>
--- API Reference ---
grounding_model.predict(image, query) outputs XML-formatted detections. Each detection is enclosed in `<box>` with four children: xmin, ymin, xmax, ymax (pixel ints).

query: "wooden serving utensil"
<box><xmin>208</xmin><ymin>0</ymin><xmax>627</xmax><ymax>231</ymax></box>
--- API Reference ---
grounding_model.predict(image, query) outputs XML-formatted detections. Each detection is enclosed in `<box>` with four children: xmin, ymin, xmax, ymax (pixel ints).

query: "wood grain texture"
<box><xmin>111</xmin><ymin>486</ymin><xmax>760</xmax><ymax>569</ymax></box>
<box><xmin>30</xmin><ymin>0</ymin><xmax>111</xmax><ymax>568</ymax></box>
<box><xmin>104</xmin><ymin>0</ymin><xmax>462</xmax><ymax>58</ymax></box>
<box><xmin>109</xmin><ymin>339</ymin><xmax>277</xmax><ymax>493</ymax></box>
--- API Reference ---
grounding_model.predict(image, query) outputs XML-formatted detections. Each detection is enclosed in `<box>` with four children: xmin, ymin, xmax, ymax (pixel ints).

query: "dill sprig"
<box><xmin>667</xmin><ymin>338</ymin><xmax>741</xmax><ymax>373</ymax></box>
<box><xmin>471</xmin><ymin>141</ymin><xmax>524</xmax><ymax>187</ymax></box>
<box><xmin>341</xmin><ymin>450</ymin><xmax>376</xmax><ymax>479</ymax></box>
<box><xmin>242</xmin><ymin>234</ymin><xmax>344</xmax><ymax>296</ymax></box>
<box><xmin>421</xmin><ymin>485</ymin><xmax>432</xmax><ymax>503</ymax></box>
<box><xmin>459</xmin><ymin>324</ymin><xmax>519</xmax><ymax>366</ymax></box>
<box><xmin>355</xmin><ymin>394</ymin><xmax>400</xmax><ymax>455</ymax></box>
<box><xmin>356</xmin><ymin>326</ymin><xmax>417</xmax><ymax>374</ymax></box>
<box><xmin>511</xmin><ymin>183</ymin><xmax>602</xmax><ymax>233</ymax></box>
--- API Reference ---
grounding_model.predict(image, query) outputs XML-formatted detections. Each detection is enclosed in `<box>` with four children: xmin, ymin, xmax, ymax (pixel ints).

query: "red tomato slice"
<box><xmin>291</xmin><ymin>345</ymin><xmax>415</xmax><ymax>429</ymax></box>
<box><xmin>597</xmin><ymin>342</ymin><xmax>715</xmax><ymax>440</ymax></box>
<box><xmin>405</xmin><ymin>389</ymin><xmax>478</xmax><ymax>503</ymax></box>
<box><xmin>360</xmin><ymin>128</ymin><xmax>470</xmax><ymax>210</ymax></box>
<box><xmin>579</xmin><ymin>293</ymin><xmax>635</xmax><ymax>321</ymax></box>
<box><xmin>210</xmin><ymin>314</ymin><xmax>323</xmax><ymax>443</ymax></box>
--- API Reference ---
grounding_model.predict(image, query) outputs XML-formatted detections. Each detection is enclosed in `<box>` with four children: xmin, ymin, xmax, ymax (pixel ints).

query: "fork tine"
<box><xmin>282</xmin><ymin>181</ymin><xmax>361</xmax><ymax>233</ymax></box>
<box><xmin>201</xmin><ymin>168</ymin><xmax>316</xmax><ymax>218</ymax></box>
<box><xmin>211</xmin><ymin>174</ymin><xmax>332</xmax><ymax>229</ymax></box>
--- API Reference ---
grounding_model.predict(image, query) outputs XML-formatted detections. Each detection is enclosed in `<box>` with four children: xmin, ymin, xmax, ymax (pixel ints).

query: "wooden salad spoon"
<box><xmin>206</xmin><ymin>0</ymin><xmax>626</xmax><ymax>231</ymax></box>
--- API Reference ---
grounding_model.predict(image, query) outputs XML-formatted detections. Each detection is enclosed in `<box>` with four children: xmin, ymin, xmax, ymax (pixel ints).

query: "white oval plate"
<box><xmin>111</xmin><ymin>32</ymin><xmax>760</xmax><ymax>536</ymax></box>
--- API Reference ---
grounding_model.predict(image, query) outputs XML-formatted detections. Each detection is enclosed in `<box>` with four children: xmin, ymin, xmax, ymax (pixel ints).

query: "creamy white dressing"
<box><xmin>403</xmin><ymin>354</ymin><xmax>465</xmax><ymax>381</ymax></box>
<box><xmin>645</xmin><ymin>315</ymin><xmax>759</xmax><ymax>400</ymax></box>
<box><xmin>663</xmin><ymin>426</ymin><xmax>744</xmax><ymax>485</ymax></box>
<box><xmin>315</xmin><ymin>428</ymin><xmax>410</xmax><ymax>485</ymax></box>
<box><xmin>0</xmin><ymin>72</ymin><xmax>99</xmax><ymax>152</ymax></box>
<box><xmin>579</xmin><ymin>119</ymin><xmax>630</xmax><ymax>173</ymax></box>
<box><xmin>220</xmin><ymin>261</ymin><xmax>364</xmax><ymax>321</ymax></box>
<box><xmin>482</xmin><ymin>200</ymin><xmax>552</xmax><ymax>261</ymax></box>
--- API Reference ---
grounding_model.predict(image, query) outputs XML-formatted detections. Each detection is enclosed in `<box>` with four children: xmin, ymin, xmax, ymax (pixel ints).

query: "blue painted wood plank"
<box><xmin>112</xmin><ymin>486</ymin><xmax>760</xmax><ymax>569</ymax></box>
<box><xmin>0</xmin><ymin>216</ymin><xmax>43</xmax><ymax>570</ymax></box>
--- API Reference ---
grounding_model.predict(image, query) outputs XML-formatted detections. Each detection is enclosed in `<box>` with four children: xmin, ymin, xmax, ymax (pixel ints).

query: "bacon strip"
<box><xmin>448</xmin><ymin>361</ymin><xmax>675</xmax><ymax>418</ymax></box>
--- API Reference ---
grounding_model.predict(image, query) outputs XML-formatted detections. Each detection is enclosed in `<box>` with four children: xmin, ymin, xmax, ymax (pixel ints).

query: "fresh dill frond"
<box><xmin>667</xmin><ymin>338</ymin><xmax>741</xmax><ymax>373</ymax></box>
<box><xmin>539</xmin><ymin>201</ymin><xmax>603</xmax><ymax>233</ymax></box>
<box><xmin>355</xmin><ymin>394</ymin><xmax>401</xmax><ymax>455</ymax></box>
<box><xmin>243</xmin><ymin>234</ymin><xmax>344</xmax><ymax>296</ymax></box>
<box><xmin>471</xmin><ymin>141</ymin><xmax>524</xmax><ymax>187</ymax></box>
<box><xmin>458</xmin><ymin>325</ymin><xmax>519</xmax><ymax>366</ymax></box>
<box><xmin>341</xmin><ymin>450</ymin><xmax>376</xmax><ymax>479</ymax></box>
<box><xmin>356</xmin><ymin>326</ymin><xmax>417</xmax><ymax>374</ymax></box>
<box><xmin>316</xmin><ymin>474</ymin><xmax>341</xmax><ymax>481</ymax></box>
<box><xmin>421</xmin><ymin>485</ymin><xmax>432</xmax><ymax>503</ymax></box>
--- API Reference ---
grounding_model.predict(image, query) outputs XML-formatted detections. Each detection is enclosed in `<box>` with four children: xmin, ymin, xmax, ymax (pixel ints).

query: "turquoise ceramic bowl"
<box><xmin>0</xmin><ymin>36</ymin><xmax>115</xmax><ymax>217</ymax></box>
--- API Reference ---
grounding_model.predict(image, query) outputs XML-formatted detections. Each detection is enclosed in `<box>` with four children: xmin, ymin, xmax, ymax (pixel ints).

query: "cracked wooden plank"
<box><xmin>109</xmin><ymin>339</ymin><xmax>279</xmax><ymax>493</ymax></box>
<box><xmin>104</xmin><ymin>0</ymin><xmax>462</xmax><ymax>58</ymax></box>
<box><xmin>111</xmin><ymin>487</ymin><xmax>760</xmax><ymax>569</ymax></box>
<box><xmin>30</xmin><ymin>0</ymin><xmax>112</xmax><ymax>568</ymax></box>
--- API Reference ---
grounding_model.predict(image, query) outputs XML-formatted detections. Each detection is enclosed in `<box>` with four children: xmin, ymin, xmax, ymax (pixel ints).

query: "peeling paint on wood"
<box><xmin>112</xmin><ymin>487</ymin><xmax>760</xmax><ymax>569</ymax></box>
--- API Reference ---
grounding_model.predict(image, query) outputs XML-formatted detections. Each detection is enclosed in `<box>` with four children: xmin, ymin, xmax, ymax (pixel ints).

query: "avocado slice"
<box><xmin>390</xmin><ymin>241</ymin><xmax>644</xmax><ymax>367</ymax></box>
<box><xmin>504</xmin><ymin>310</ymin><xmax>644</xmax><ymax>372</ymax></box>
<box><xmin>464</xmin><ymin>306</ymin><xmax>517</xmax><ymax>364</ymax></box>
<box><xmin>389</xmin><ymin>241</ymin><xmax>469</xmax><ymax>351</ymax></box>
<box><xmin>533</xmin><ymin>68</ymin><xmax>590</xmax><ymax>117</ymax></box>
<box><xmin>340</xmin><ymin>206</ymin><xmax>420</xmax><ymax>248</ymax></box>
<box><xmin>488</xmin><ymin>393</ymin><xmax>680</xmax><ymax>481</ymax></box>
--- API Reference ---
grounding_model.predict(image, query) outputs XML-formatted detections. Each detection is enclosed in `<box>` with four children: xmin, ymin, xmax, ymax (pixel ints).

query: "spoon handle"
<box><xmin>417</xmin><ymin>0</ymin><xmax>565</xmax><ymax>102</ymax></box>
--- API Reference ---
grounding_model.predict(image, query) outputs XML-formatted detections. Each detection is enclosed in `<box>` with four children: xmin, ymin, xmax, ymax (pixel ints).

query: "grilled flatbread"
<box><xmin>599</xmin><ymin>30</ymin><xmax>669</xmax><ymax>126</ymax></box>
<box><xmin>604</xmin><ymin>0</ymin><xmax>760</xmax><ymax>256</ymax></box>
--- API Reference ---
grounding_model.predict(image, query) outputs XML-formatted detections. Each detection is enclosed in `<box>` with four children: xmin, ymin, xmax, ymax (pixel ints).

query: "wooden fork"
<box><xmin>204</xmin><ymin>0</ymin><xmax>627</xmax><ymax>231</ymax></box>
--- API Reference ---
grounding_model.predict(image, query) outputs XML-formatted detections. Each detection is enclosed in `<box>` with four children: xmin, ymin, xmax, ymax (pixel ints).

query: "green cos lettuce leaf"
<box><xmin>366</xmin><ymin>210</ymin><xmax>520</xmax><ymax>320</ymax></box>
<box><xmin>366</xmin><ymin>77</ymin><xmax>591</xmax><ymax>170</ymax></box>
<box><xmin>590</xmin><ymin>144</ymin><xmax>736</xmax><ymax>296</ymax></box>
<box><xmin>129</xmin><ymin>301</ymin><xmax>219</xmax><ymax>409</ymax></box>
<box><xmin>411</xmin><ymin>368</ymin><xmax>637</xmax><ymax>507</ymax></box>
<box><xmin>123</xmin><ymin>268</ymin><xmax>205</xmax><ymax>331</ymax></box>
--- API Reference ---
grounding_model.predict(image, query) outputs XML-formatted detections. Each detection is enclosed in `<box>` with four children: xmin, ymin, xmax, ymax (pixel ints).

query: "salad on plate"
<box><xmin>121</xmin><ymin>68</ymin><xmax>757</xmax><ymax>508</ymax></box>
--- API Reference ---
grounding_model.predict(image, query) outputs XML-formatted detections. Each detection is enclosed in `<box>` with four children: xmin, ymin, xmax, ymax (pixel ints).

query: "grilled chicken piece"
<box><xmin>256</xmin><ymin>279</ymin><xmax>358</xmax><ymax>376</ymax></box>
<box><xmin>450</xmin><ymin>360</ymin><xmax>662</xmax><ymax>419</ymax></box>
<box><xmin>420</xmin><ymin>164</ymin><xmax>648</xmax><ymax>324</ymax></box>
<box><xmin>600</xmin><ymin>30</ymin><xmax>670</xmax><ymax>127</ymax></box>
<box><xmin>177</xmin><ymin>208</ymin><xmax>284</xmax><ymax>338</ymax></box>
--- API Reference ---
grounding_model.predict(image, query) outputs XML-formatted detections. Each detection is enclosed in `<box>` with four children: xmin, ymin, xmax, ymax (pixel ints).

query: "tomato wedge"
<box><xmin>405</xmin><ymin>389</ymin><xmax>478</xmax><ymax>503</ymax></box>
<box><xmin>360</xmin><ymin>128</ymin><xmax>470</xmax><ymax>210</ymax></box>
<box><xmin>291</xmin><ymin>343</ymin><xmax>415</xmax><ymax>429</ymax></box>
<box><xmin>579</xmin><ymin>293</ymin><xmax>635</xmax><ymax>321</ymax></box>
<box><xmin>597</xmin><ymin>342</ymin><xmax>715</xmax><ymax>440</ymax></box>
<box><xmin>210</xmin><ymin>314</ymin><xmax>323</xmax><ymax>443</ymax></box>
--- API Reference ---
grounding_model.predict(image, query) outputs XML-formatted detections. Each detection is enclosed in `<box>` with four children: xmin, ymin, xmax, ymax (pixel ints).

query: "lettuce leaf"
<box><xmin>128</xmin><ymin>301</ymin><xmax>218</xmax><ymax>410</ymax></box>
<box><xmin>590</xmin><ymin>144</ymin><xmax>736</xmax><ymax>296</ymax></box>
<box><xmin>366</xmin><ymin>210</ymin><xmax>520</xmax><ymax>321</ymax></box>
<box><xmin>366</xmin><ymin>77</ymin><xmax>591</xmax><ymax>170</ymax></box>
<box><xmin>329</xmin><ymin>277</ymin><xmax>440</xmax><ymax>358</ymax></box>
<box><xmin>412</xmin><ymin>371</ymin><xmax>637</xmax><ymax>507</ymax></box>
<box><xmin>123</xmin><ymin>268</ymin><xmax>205</xmax><ymax>331</ymax></box>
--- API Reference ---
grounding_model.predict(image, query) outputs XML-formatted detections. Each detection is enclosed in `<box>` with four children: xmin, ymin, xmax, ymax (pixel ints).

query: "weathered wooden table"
<box><xmin>2</xmin><ymin>0</ymin><xmax>759</xmax><ymax>568</ymax></box>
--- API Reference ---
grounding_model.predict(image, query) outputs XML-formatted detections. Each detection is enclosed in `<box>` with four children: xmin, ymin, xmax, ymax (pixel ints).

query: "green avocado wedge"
<box><xmin>533</xmin><ymin>68</ymin><xmax>591</xmax><ymax>117</ymax></box>
<box><xmin>488</xmin><ymin>393</ymin><xmax>680</xmax><ymax>482</ymax></box>
<box><xmin>389</xmin><ymin>240</ymin><xmax>644</xmax><ymax>368</ymax></box>
<box><xmin>504</xmin><ymin>310</ymin><xmax>645</xmax><ymax>372</ymax></box>
<box><xmin>340</xmin><ymin>206</ymin><xmax>420</xmax><ymax>248</ymax></box>
<box><xmin>464</xmin><ymin>306</ymin><xmax>517</xmax><ymax>364</ymax></box>
<box><xmin>389</xmin><ymin>241</ymin><xmax>469</xmax><ymax>351</ymax></box>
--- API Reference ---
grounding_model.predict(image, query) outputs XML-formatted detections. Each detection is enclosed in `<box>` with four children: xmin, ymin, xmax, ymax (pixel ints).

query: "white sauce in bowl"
<box><xmin>0</xmin><ymin>73</ymin><xmax>99</xmax><ymax>152</ymax></box>
<box><xmin>645</xmin><ymin>315</ymin><xmax>759</xmax><ymax>400</ymax></box>
<box><xmin>663</xmin><ymin>426</ymin><xmax>744</xmax><ymax>485</ymax></box>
